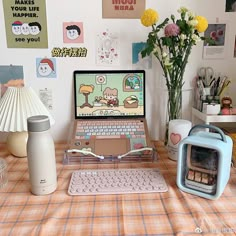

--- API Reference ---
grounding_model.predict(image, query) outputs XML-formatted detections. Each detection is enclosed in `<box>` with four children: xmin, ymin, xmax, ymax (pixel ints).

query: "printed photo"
<box><xmin>225</xmin><ymin>0</ymin><xmax>236</xmax><ymax>12</ymax></box>
<box><xmin>204</xmin><ymin>24</ymin><xmax>226</xmax><ymax>46</ymax></box>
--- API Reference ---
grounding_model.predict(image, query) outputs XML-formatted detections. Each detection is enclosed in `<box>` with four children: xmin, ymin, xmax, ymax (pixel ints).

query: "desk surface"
<box><xmin>0</xmin><ymin>141</ymin><xmax>236</xmax><ymax>235</ymax></box>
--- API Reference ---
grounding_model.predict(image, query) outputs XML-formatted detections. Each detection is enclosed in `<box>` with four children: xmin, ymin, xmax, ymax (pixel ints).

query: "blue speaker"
<box><xmin>177</xmin><ymin>124</ymin><xmax>233</xmax><ymax>200</ymax></box>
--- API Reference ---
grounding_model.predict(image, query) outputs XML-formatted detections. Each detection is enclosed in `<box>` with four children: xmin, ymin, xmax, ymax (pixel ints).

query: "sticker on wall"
<box><xmin>63</xmin><ymin>22</ymin><xmax>84</xmax><ymax>43</ymax></box>
<box><xmin>2</xmin><ymin>0</ymin><xmax>48</xmax><ymax>48</ymax></box>
<box><xmin>0</xmin><ymin>65</ymin><xmax>24</xmax><ymax>97</ymax></box>
<box><xmin>36</xmin><ymin>58</ymin><xmax>56</xmax><ymax>78</ymax></box>
<box><xmin>102</xmin><ymin>0</ymin><xmax>145</xmax><ymax>19</ymax></box>
<box><xmin>51</xmin><ymin>47</ymin><xmax>88</xmax><ymax>57</ymax></box>
<box><xmin>132</xmin><ymin>42</ymin><xmax>152</xmax><ymax>69</ymax></box>
<box><xmin>39</xmin><ymin>88</ymin><xmax>53</xmax><ymax>110</ymax></box>
<box><xmin>96</xmin><ymin>29</ymin><xmax>120</xmax><ymax>66</ymax></box>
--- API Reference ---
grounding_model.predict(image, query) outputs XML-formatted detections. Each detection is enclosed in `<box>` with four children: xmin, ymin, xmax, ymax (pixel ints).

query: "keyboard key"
<box><xmin>96</xmin><ymin>135</ymin><xmax>121</xmax><ymax>139</ymax></box>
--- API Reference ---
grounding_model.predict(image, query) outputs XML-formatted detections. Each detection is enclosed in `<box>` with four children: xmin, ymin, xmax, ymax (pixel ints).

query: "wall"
<box><xmin>0</xmin><ymin>0</ymin><xmax>235</xmax><ymax>142</ymax></box>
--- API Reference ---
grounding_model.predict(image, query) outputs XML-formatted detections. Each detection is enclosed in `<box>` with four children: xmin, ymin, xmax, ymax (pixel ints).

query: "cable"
<box><xmin>66</xmin><ymin>149</ymin><xmax>104</xmax><ymax>160</ymax></box>
<box><xmin>117</xmin><ymin>147</ymin><xmax>153</xmax><ymax>159</ymax></box>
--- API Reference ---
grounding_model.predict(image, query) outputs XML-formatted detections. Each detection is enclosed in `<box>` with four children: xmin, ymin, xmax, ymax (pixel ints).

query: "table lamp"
<box><xmin>0</xmin><ymin>86</ymin><xmax>55</xmax><ymax>157</ymax></box>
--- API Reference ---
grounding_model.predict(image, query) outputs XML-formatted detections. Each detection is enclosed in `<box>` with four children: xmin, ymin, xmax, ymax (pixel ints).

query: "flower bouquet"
<box><xmin>140</xmin><ymin>7</ymin><xmax>209</xmax><ymax>143</ymax></box>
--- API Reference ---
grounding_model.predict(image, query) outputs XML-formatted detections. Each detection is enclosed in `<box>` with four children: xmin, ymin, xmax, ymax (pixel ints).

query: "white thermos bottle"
<box><xmin>27</xmin><ymin>115</ymin><xmax>57</xmax><ymax>195</ymax></box>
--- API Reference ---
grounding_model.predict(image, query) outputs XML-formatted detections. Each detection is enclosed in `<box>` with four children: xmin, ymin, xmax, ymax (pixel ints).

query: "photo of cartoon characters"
<box><xmin>63</xmin><ymin>22</ymin><xmax>84</xmax><ymax>43</ymax></box>
<box><xmin>36</xmin><ymin>58</ymin><xmax>56</xmax><ymax>78</ymax></box>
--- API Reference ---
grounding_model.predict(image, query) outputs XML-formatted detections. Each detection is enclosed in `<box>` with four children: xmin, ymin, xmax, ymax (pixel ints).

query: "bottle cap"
<box><xmin>27</xmin><ymin>115</ymin><xmax>50</xmax><ymax>132</ymax></box>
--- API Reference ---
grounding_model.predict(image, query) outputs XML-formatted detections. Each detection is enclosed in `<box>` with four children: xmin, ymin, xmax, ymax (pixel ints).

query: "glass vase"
<box><xmin>167</xmin><ymin>87</ymin><xmax>182</xmax><ymax>121</ymax></box>
<box><xmin>164</xmin><ymin>87</ymin><xmax>182</xmax><ymax>145</ymax></box>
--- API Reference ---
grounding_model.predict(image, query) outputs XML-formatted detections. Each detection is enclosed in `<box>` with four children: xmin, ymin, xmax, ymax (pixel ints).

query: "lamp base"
<box><xmin>7</xmin><ymin>132</ymin><xmax>28</xmax><ymax>157</ymax></box>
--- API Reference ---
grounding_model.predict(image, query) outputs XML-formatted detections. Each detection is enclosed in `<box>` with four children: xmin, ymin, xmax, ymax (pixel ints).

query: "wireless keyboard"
<box><xmin>68</xmin><ymin>168</ymin><xmax>168</xmax><ymax>195</ymax></box>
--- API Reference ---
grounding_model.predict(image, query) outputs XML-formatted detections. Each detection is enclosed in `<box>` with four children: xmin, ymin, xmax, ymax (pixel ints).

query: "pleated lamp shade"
<box><xmin>0</xmin><ymin>86</ymin><xmax>55</xmax><ymax>157</ymax></box>
<box><xmin>0</xmin><ymin>86</ymin><xmax>55</xmax><ymax>132</ymax></box>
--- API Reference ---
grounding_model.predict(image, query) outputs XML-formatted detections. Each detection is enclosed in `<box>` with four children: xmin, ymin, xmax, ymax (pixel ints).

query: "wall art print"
<box><xmin>96</xmin><ymin>29</ymin><xmax>120</xmax><ymax>66</ymax></box>
<box><xmin>3</xmin><ymin>0</ymin><xmax>48</xmax><ymax>48</ymax></box>
<box><xmin>0</xmin><ymin>65</ymin><xmax>24</xmax><ymax>97</ymax></box>
<box><xmin>63</xmin><ymin>22</ymin><xmax>84</xmax><ymax>44</ymax></box>
<box><xmin>36</xmin><ymin>58</ymin><xmax>57</xmax><ymax>78</ymax></box>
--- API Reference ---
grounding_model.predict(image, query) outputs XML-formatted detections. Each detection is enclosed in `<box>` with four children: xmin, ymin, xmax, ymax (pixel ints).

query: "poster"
<box><xmin>102</xmin><ymin>0</ymin><xmax>145</xmax><ymax>19</ymax></box>
<box><xmin>203</xmin><ymin>23</ymin><xmax>227</xmax><ymax>59</ymax></box>
<box><xmin>0</xmin><ymin>65</ymin><xmax>24</xmax><ymax>97</ymax></box>
<box><xmin>3</xmin><ymin>0</ymin><xmax>48</xmax><ymax>48</ymax></box>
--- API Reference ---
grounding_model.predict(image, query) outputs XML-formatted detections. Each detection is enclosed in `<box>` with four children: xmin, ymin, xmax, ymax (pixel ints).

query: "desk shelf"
<box><xmin>192</xmin><ymin>107</ymin><xmax>236</xmax><ymax>124</ymax></box>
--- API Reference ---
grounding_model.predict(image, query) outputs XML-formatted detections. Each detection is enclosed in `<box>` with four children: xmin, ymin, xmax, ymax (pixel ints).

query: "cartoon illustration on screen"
<box><xmin>123</xmin><ymin>95</ymin><xmax>138</xmax><ymax>108</ymax></box>
<box><xmin>103</xmin><ymin>87</ymin><xmax>119</xmax><ymax>107</ymax></box>
<box><xmin>79</xmin><ymin>84</ymin><xmax>94</xmax><ymax>108</ymax></box>
<box><xmin>75</xmin><ymin>73</ymin><xmax>144</xmax><ymax>117</ymax></box>
<box><xmin>124</xmin><ymin>74</ymin><xmax>141</xmax><ymax>91</ymax></box>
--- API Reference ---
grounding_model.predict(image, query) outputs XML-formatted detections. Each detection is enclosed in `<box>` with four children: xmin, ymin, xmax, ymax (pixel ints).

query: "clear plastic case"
<box><xmin>63</xmin><ymin>120</ymin><xmax>158</xmax><ymax>165</ymax></box>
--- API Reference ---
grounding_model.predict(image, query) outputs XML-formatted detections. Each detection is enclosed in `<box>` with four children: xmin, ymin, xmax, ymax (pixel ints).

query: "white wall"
<box><xmin>0</xmin><ymin>0</ymin><xmax>235</xmax><ymax>142</ymax></box>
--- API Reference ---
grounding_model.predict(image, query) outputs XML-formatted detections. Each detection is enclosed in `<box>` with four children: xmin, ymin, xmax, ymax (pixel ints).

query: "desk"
<box><xmin>0</xmin><ymin>142</ymin><xmax>236</xmax><ymax>235</ymax></box>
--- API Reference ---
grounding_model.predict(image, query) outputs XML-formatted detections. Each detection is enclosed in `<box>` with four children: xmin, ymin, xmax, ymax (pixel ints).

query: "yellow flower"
<box><xmin>141</xmin><ymin>9</ymin><xmax>159</xmax><ymax>27</ymax></box>
<box><xmin>195</xmin><ymin>16</ymin><xmax>208</xmax><ymax>33</ymax></box>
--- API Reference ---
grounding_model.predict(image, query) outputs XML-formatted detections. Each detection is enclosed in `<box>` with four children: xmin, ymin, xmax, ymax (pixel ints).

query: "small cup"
<box><xmin>0</xmin><ymin>158</ymin><xmax>8</xmax><ymax>189</ymax></box>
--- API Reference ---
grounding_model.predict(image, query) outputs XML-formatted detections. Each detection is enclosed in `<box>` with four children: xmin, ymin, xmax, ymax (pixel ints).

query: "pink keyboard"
<box><xmin>68</xmin><ymin>168</ymin><xmax>168</xmax><ymax>195</ymax></box>
<box><xmin>76</xmin><ymin>119</ymin><xmax>145</xmax><ymax>139</ymax></box>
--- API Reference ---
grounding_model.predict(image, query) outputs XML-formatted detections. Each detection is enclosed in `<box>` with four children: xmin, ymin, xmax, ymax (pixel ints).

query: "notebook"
<box><xmin>67</xmin><ymin>70</ymin><xmax>153</xmax><ymax>160</ymax></box>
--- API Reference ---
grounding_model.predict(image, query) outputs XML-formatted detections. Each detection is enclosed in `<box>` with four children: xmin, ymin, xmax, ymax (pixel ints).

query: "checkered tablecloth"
<box><xmin>0</xmin><ymin>141</ymin><xmax>236</xmax><ymax>236</ymax></box>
